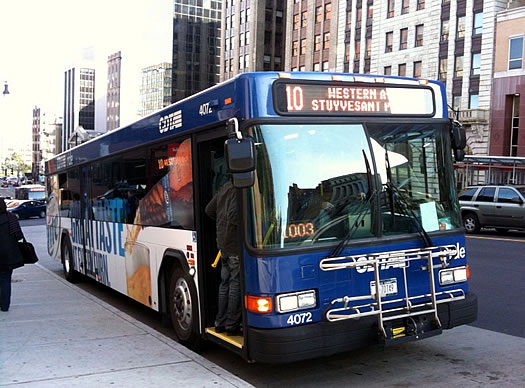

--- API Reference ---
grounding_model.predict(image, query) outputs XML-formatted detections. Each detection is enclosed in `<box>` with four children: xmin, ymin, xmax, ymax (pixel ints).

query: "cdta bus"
<box><xmin>46</xmin><ymin>72</ymin><xmax>477</xmax><ymax>363</ymax></box>
<box><xmin>15</xmin><ymin>184</ymin><xmax>46</xmax><ymax>201</ymax></box>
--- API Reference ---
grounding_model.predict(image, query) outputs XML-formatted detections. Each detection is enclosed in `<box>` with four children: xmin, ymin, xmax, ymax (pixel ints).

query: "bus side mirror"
<box><xmin>225</xmin><ymin>137</ymin><xmax>256</xmax><ymax>188</ymax></box>
<box><xmin>450</xmin><ymin>120</ymin><xmax>466</xmax><ymax>161</ymax></box>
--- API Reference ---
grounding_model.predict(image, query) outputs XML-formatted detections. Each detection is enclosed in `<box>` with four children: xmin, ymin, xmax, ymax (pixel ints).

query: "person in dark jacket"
<box><xmin>0</xmin><ymin>199</ymin><xmax>25</xmax><ymax>312</ymax></box>
<box><xmin>205</xmin><ymin>179</ymin><xmax>241</xmax><ymax>335</ymax></box>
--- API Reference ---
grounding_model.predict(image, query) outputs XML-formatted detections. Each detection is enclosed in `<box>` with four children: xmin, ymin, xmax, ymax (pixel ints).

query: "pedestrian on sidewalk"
<box><xmin>0</xmin><ymin>199</ymin><xmax>25</xmax><ymax>312</ymax></box>
<box><xmin>205</xmin><ymin>178</ymin><xmax>242</xmax><ymax>336</ymax></box>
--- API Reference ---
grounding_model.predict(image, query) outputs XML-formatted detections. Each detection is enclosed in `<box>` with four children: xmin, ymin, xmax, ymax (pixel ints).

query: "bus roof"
<box><xmin>47</xmin><ymin>72</ymin><xmax>447</xmax><ymax>174</ymax></box>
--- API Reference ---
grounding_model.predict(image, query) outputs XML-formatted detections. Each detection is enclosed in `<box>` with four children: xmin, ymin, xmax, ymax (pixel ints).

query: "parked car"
<box><xmin>459</xmin><ymin>185</ymin><xmax>525</xmax><ymax>233</ymax></box>
<box><xmin>6</xmin><ymin>200</ymin><xmax>46</xmax><ymax>219</ymax></box>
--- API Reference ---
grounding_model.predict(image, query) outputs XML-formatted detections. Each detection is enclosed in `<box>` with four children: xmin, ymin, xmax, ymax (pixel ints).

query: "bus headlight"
<box><xmin>276</xmin><ymin>290</ymin><xmax>316</xmax><ymax>313</ymax></box>
<box><xmin>439</xmin><ymin>266</ymin><xmax>468</xmax><ymax>286</ymax></box>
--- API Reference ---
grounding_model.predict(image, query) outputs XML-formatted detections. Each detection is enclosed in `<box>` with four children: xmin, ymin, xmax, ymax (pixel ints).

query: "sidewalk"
<box><xmin>0</xmin><ymin>226</ymin><xmax>252</xmax><ymax>387</ymax></box>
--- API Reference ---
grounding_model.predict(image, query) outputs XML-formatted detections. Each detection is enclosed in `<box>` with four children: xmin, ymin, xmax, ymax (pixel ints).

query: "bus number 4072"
<box><xmin>287</xmin><ymin>312</ymin><xmax>313</xmax><ymax>326</ymax></box>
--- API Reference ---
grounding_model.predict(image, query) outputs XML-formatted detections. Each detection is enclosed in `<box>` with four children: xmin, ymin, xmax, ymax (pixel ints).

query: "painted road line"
<box><xmin>467</xmin><ymin>235</ymin><xmax>525</xmax><ymax>243</ymax></box>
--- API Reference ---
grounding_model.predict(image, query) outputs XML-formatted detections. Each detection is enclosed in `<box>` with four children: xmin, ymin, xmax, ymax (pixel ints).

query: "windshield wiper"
<box><xmin>384</xmin><ymin>149</ymin><xmax>433</xmax><ymax>248</ymax></box>
<box><xmin>329</xmin><ymin>150</ymin><xmax>377</xmax><ymax>258</ymax></box>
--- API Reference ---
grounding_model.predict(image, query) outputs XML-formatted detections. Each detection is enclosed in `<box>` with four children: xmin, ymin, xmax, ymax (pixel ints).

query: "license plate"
<box><xmin>370</xmin><ymin>278</ymin><xmax>398</xmax><ymax>297</ymax></box>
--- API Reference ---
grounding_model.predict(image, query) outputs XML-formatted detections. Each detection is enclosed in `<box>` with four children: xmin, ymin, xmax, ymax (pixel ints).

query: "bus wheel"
<box><xmin>169</xmin><ymin>267</ymin><xmax>200</xmax><ymax>348</ymax></box>
<box><xmin>62</xmin><ymin>238</ymin><xmax>79</xmax><ymax>283</ymax></box>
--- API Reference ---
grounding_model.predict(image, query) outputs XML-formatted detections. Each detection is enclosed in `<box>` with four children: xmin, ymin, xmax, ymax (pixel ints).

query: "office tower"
<box><xmin>171</xmin><ymin>0</ymin><xmax>222</xmax><ymax>102</ymax></box>
<box><xmin>140</xmin><ymin>62</ymin><xmax>173</xmax><ymax>117</ymax></box>
<box><xmin>31</xmin><ymin>107</ymin><xmax>42</xmax><ymax>179</ymax></box>
<box><xmin>220</xmin><ymin>0</ymin><xmax>286</xmax><ymax>81</ymax></box>
<box><xmin>63</xmin><ymin>67</ymin><xmax>95</xmax><ymax>151</ymax></box>
<box><xmin>107</xmin><ymin>51</ymin><xmax>122</xmax><ymax>131</ymax></box>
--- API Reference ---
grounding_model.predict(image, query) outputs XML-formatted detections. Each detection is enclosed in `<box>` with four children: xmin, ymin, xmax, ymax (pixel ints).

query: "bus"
<box><xmin>46</xmin><ymin>72</ymin><xmax>477</xmax><ymax>363</ymax></box>
<box><xmin>15</xmin><ymin>184</ymin><xmax>46</xmax><ymax>201</ymax></box>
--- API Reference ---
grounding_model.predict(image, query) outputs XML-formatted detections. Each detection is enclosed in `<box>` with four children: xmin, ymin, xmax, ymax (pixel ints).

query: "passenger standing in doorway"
<box><xmin>205</xmin><ymin>178</ymin><xmax>242</xmax><ymax>335</ymax></box>
<box><xmin>0</xmin><ymin>199</ymin><xmax>25</xmax><ymax>312</ymax></box>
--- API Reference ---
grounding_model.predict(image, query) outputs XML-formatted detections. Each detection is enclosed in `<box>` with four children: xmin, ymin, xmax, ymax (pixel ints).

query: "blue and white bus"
<box><xmin>46</xmin><ymin>72</ymin><xmax>476</xmax><ymax>363</ymax></box>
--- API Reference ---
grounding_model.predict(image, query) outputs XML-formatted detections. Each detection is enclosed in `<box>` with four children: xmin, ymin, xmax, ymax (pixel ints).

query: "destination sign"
<box><xmin>273</xmin><ymin>81</ymin><xmax>435</xmax><ymax>116</ymax></box>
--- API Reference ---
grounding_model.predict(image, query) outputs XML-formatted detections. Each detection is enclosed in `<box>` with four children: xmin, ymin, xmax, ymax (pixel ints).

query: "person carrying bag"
<box><xmin>0</xmin><ymin>199</ymin><xmax>25</xmax><ymax>312</ymax></box>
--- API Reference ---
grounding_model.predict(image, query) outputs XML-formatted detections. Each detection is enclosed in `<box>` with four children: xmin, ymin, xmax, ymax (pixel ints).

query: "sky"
<box><xmin>0</xmin><ymin>0</ymin><xmax>173</xmax><ymax>159</ymax></box>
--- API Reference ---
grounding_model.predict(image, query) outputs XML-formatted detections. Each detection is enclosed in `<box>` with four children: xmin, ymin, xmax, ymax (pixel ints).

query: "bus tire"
<box><xmin>463</xmin><ymin>213</ymin><xmax>480</xmax><ymax>234</ymax></box>
<box><xmin>62</xmin><ymin>237</ymin><xmax>79</xmax><ymax>283</ymax></box>
<box><xmin>168</xmin><ymin>266</ymin><xmax>201</xmax><ymax>349</ymax></box>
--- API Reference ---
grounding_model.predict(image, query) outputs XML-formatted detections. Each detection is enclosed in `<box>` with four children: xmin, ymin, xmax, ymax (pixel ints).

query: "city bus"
<box><xmin>46</xmin><ymin>72</ymin><xmax>477</xmax><ymax>363</ymax></box>
<box><xmin>15</xmin><ymin>184</ymin><xmax>46</xmax><ymax>200</ymax></box>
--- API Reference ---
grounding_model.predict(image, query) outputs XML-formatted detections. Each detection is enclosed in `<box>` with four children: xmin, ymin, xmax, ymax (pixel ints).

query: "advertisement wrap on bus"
<box><xmin>46</xmin><ymin>72</ymin><xmax>476</xmax><ymax>363</ymax></box>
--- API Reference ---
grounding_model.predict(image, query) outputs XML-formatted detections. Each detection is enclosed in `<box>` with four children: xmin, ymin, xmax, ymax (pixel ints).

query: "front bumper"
<box><xmin>246</xmin><ymin>292</ymin><xmax>478</xmax><ymax>363</ymax></box>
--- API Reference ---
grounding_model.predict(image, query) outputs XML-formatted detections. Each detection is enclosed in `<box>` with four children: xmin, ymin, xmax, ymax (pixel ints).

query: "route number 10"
<box><xmin>286</xmin><ymin>86</ymin><xmax>304</xmax><ymax>111</ymax></box>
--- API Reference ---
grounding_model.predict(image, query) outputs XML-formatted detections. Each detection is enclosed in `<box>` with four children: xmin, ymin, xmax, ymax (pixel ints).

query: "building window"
<box><xmin>471</xmin><ymin>53</ymin><xmax>481</xmax><ymax>75</ymax></box>
<box><xmin>400</xmin><ymin>28</ymin><xmax>408</xmax><ymax>50</ymax></box>
<box><xmin>300</xmin><ymin>65</ymin><xmax>306</xmax><ymax>72</ymax></box>
<box><xmin>365</xmin><ymin>38</ymin><xmax>371</xmax><ymax>58</ymax></box>
<box><xmin>355</xmin><ymin>40</ymin><xmax>361</xmax><ymax>60</ymax></box>
<box><xmin>401</xmin><ymin>0</ymin><xmax>409</xmax><ymax>15</ymax></box>
<box><xmin>387</xmin><ymin>0</ymin><xmax>395</xmax><ymax>18</ymax></box>
<box><xmin>315</xmin><ymin>35</ymin><xmax>322</xmax><ymax>52</ymax></box>
<box><xmin>314</xmin><ymin>62</ymin><xmax>321</xmax><ymax>72</ymax></box>
<box><xmin>293</xmin><ymin>14</ymin><xmax>300</xmax><ymax>30</ymax></box>
<box><xmin>324</xmin><ymin>32</ymin><xmax>331</xmax><ymax>50</ymax></box>
<box><xmin>456</xmin><ymin>16</ymin><xmax>466</xmax><ymax>39</ymax></box>
<box><xmin>398</xmin><ymin>63</ymin><xmax>407</xmax><ymax>76</ymax></box>
<box><xmin>453</xmin><ymin>95</ymin><xmax>461</xmax><ymax>110</ymax></box>
<box><xmin>292</xmin><ymin>40</ymin><xmax>299</xmax><ymax>57</ymax></box>
<box><xmin>510</xmin><ymin>95</ymin><xmax>520</xmax><ymax>156</ymax></box>
<box><xmin>300</xmin><ymin>39</ymin><xmax>307</xmax><ymax>55</ymax></box>
<box><xmin>473</xmin><ymin>12</ymin><xmax>483</xmax><ymax>35</ymax></box>
<box><xmin>345</xmin><ymin>43</ymin><xmax>351</xmax><ymax>61</ymax></box>
<box><xmin>316</xmin><ymin>6</ymin><xmax>322</xmax><ymax>23</ymax></box>
<box><xmin>301</xmin><ymin>11</ymin><xmax>308</xmax><ymax>28</ymax></box>
<box><xmin>509</xmin><ymin>36</ymin><xmax>524</xmax><ymax>70</ymax></box>
<box><xmin>322</xmin><ymin>61</ymin><xmax>329</xmax><ymax>72</ymax></box>
<box><xmin>469</xmin><ymin>94</ymin><xmax>479</xmax><ymax>109</ymax></box>
<box><xmin>384</xmin><ymin>66</ymin><xmax>392</xmax><ymax>75</ymax></box>
<box><xmin>417</xmin><ymin>0</ymin><xmax>425</xmax><ymax>11</ymax></box>
<box><xmin>356</xmin><ymin>8</ymin><xmax>362</xmax><ymax>26</ymax></box>
<box><xmin>415</xmin><ymin>24</ymin><xmax>424</xmax><ymax>47</ymax></box>
<box><xmin>385</xmin><ymin>31</ymin><xmax>393</xmax><ymax>53</ymax></box>
<box><xmin>325</xmin><ymin>3</ymin><xmax>332</xmax><ymax>21</ymax></box>
<box><xmin>413</xmin><ymin>61</ymin><xmax>422</xmax><ymax>78</ymax></box>
<box><xmin>454</xmin><ymin>55</ymin><xmax>463</xmax><ymax>78</ymax></box>
<box><xmin>441</xmin><ymin>19</ymin><xmax>449</xmax><ymax>42</ymax></box>
<box><xmin>438</xmin><ymin>58</ymin><xmax>448</xmax><ymax>81</ymax></box>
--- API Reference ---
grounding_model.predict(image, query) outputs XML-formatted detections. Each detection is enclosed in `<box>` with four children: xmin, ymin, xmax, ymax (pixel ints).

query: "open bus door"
<box><xmin>195</xmin><ymin>132</ymin><xmax>246</xmax><ymax>354</ymax></box>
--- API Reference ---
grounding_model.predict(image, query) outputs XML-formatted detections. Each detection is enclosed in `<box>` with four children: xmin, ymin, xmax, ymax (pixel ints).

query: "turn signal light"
<box><xmin>245</xmin><ymin>295</ymin><xmax>273</xmax><ymax>314</ymax></box>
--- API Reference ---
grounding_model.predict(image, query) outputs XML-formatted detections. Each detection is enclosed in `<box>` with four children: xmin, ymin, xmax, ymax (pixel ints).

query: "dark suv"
<box><xmin>459</xmin><ymin>185</ymin><xmax>525</xmax><ymax>233</ymax></box>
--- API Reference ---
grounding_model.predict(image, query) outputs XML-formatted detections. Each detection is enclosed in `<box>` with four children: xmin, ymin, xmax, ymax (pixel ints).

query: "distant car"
<box><xmin>6</xmin><ymin>200</ymin><xmax>46</xmax><ymax>219</ymax></box>
<box><xmin>1</xmin><ymin>181</ymin><xmax>8</xmax><ymax>188</ymax></box>
<box><xmin>459</xmin><ymin>185</ymin><xmax>525</xmax><ymax>233</ymax></box>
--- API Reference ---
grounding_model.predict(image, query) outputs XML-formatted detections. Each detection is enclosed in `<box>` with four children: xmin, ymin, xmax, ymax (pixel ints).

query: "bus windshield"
<box><xmin>248</xmin><ymin>122</ymin><xmax>461</xmax><ymax>250</ymax></box>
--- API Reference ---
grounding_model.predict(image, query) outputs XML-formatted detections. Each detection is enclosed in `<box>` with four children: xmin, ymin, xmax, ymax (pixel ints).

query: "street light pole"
<box><xmin>2</xmin><ymin>81</ymin><xmax>9</xmax><ymax>96</ymax></box>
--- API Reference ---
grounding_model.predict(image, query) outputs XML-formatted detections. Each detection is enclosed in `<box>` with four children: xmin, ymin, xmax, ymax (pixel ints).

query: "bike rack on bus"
<box><xmin>319</xmin><ymin>245</ymin><xmax>466</xmax><ymax>339</ymax></box>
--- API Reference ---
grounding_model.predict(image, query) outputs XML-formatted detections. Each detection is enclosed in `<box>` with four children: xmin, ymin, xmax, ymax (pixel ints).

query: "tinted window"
<box><xmin>476</xmin><ymin>187</ymin><xmax>495</xmax><ymax>202</ymax></box>
<box><xmin>497</xmin><ymin>188</ymin><xmax>520</xmax><ymax>203</ymax></box>
<box><xmin>459</xmin><ymin>187</ymin><xmax>477</xmax><ymax>201</ymax></box>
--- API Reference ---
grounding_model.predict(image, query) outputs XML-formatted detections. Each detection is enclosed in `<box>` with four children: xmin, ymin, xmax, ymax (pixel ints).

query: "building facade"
<box><xmin>31</xmin><ymin>107</ymin><xmax>61</xmax><ymax>178</ymax></box>
<box><xmin>31</xmin><ymin>107</ymin><xmax>41</xmax><ymax>179</ymax></box>
<box><xmin>490</xmin><ymin>2</ymin><xmax>525</xmax><ymax>156</ymax></box>
<box><xmin>106</xmin><ymin>51</ymin><xmax>122</xmax><ymax>131</ymax></box>
<box><xmin>140</xmin><ymin>62</ymin><xmax>173</xmax><ymax>117</ymax></box>
<box><xmin>171</xmin><ymin>0</ymin><xmax>222</xmax><ymax>102</ymax></box>
<box><xmin>63</xmin><ymin>67</ymin><xmax>95</xmax><ymax>152</ymax></box>
<box><xmin>221</xmin><ymin>0</ymin><xmax>286</xmax><ymax>81</ymax></box>
<box><xmin>284</xmin><ymin>0</ymin><xmax>513</xmax><ymax>156</ymax></box>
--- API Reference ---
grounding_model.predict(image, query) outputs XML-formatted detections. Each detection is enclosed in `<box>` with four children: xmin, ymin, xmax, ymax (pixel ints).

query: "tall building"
<box><xmin>32</xmin><ymin>107</ymin><xmax>61</xmax><ymax>177</ymax></box>
<box><xmin>31</xmin><ymin>107</ymin><xmax>41</xmax><ymax>179</ymax></box>
<box><xmin>284</xmin><ymin>0</ymin><xmax>510</xmax><ymax>156</ymax></box>
<box><xmin>171</xmin><ymin>0</ymin><xmax>222</xmax><ymax>102</ymax></box>
<box><xmin>220</xmin><ymin>0</ymin><xmax>286</xmax><ymax>81</ymax></box>
<box><xmin>63</xmin><ymin>67</ymin><xmax>96</xmax><ymax>152</ymax></box>
<box><xmin>140</xmin><ymin>62</ymin><xmax>173</xmax><ymax>117</ymax></box>
<box><xmin>107</xmin><ymin>51</ymin><xmax>122</xmax><ymax>131</ymax></box>
<box><xmin>490</xmin><ymin>1</ymin><xmax>525</xmax><ymax>157</ymax></box>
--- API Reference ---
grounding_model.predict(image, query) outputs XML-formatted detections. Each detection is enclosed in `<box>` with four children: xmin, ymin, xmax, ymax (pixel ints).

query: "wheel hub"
<box><xmin>173</xmin><ymin>278</ymin><xmax>192</xmax><ymax>330</ymax></box>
